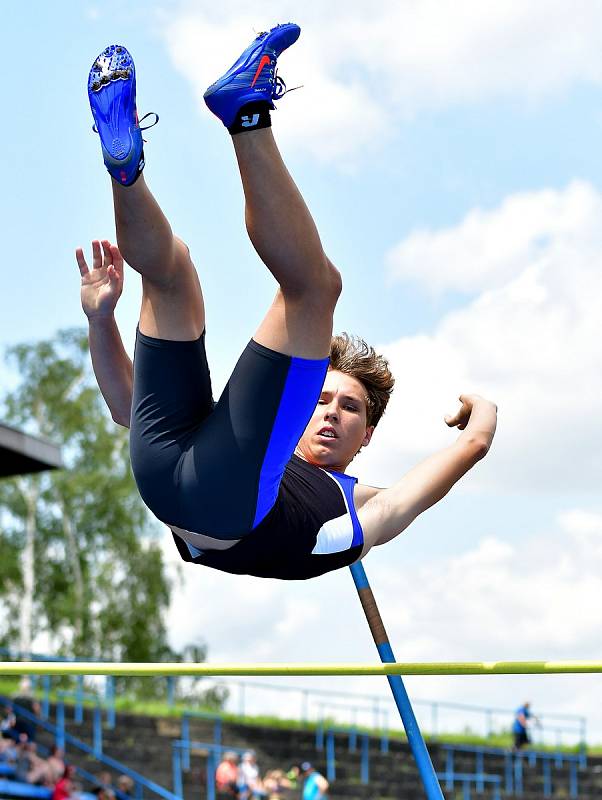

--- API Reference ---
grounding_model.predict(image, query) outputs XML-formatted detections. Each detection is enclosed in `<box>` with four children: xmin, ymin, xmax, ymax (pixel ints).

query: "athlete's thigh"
<box><xmin>139</xmin><ymin>238</ymin><xmax>205</xmax><ymax>341</ymax></box>
<box><xmin>177</xmin><ymin>336</ymin><xmax>329</xmax><ymax>538</ymax></box>
<box><xmin>253</xmin><ymin>289</ymin><xmax>336</xmax><ymax>360</ymax></box>
<box><xmin>129</xmin><ymin>326</ymin><xmax>215</xmax><ymax>521</ymax></box>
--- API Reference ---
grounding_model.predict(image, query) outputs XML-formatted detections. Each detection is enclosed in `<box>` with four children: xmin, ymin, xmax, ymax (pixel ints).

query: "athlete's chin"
<box><xmin>308</xmin><ymin>444</ymin><xmax>352</xmax><ymax>470</ymax></box>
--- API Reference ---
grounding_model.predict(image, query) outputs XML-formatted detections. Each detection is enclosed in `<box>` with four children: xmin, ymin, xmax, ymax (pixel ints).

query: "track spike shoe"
<box><xmin>204</xmin><ymin>23</ymin><xmax>301</xmax><ymax>128</ymax></box>
<box><xmin>88</xmin><ymin>45</ymin><xmax>149</xmax><ymax>186</ymax></box>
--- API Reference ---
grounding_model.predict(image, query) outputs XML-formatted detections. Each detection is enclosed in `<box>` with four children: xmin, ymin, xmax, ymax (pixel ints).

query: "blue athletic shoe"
<box><xmin>204</xmin><ymin>23</ymin><xmax>301</xmax><ymax>128</ymax></box>
<box><xmin>88</xmin><ymin>45</ymin><xmax>156</xmax><ymax>185</ymax></box>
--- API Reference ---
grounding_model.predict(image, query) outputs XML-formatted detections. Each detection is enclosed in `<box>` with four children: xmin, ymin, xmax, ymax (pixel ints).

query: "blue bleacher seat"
<box><xmin>0</xmin><ymin>778</ymin><xmax>52</xmax><ymax>799</ymax></box>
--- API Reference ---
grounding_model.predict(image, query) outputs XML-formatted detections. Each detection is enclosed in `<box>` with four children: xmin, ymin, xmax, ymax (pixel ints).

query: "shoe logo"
<box><xmin>241</xmin><ymin>113</ymin><xmax>260</xmax><ymax>128</ymax></box>
<box><xmin>97</xmin><ymin>56</ymin><xmax>112</xmax><ymax>77</ymax></box>
<box><xmin>250</xmin><ymin>55</ymin><xmax>271</xmax><ymax>87</ymax></box>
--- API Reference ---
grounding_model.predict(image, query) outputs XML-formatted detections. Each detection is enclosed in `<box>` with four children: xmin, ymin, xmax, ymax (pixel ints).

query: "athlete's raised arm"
<box><xmin>76</xmin><ymin>240</ymin><xmax>133</xmax><ymax>428</ymax></box>
<box><xmin>358</xmin><ymin>394</ymin><xmax>497</xmax><ymax>552</ymax></box>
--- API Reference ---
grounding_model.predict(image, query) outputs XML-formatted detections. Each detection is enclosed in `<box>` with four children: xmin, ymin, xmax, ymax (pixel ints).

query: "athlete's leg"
<box><xmin>204</xmin><ymin>23</ymin><xmax>340</xmax><ymax>359</ymax></box>
<box><xmin>233</xmin><ymin>128</ymin><xmax>341</xmax><ymax>359</ymax></box>
<box><xmin>112</xmin><ymin>176</ymin><xmax>205</xmax><ymax>341</ymax></box>
<box><xmin>88</xmin><ymin>44</ymin><xmax>203</xmax><ymax>342</ymax></box>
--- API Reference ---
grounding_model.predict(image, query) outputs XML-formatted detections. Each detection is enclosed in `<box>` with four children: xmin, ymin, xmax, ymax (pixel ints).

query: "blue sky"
<box><xmin>3</xmin><ymin>1</ymin><xmax>602</xmax><ymax>742</ymax></box>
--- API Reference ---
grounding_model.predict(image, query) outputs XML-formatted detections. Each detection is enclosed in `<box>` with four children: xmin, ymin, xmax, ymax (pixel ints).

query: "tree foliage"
<box><xmin>0</xmin><ymin>329</ymin><xmax>223</xmax><ymax>704</ymax></box>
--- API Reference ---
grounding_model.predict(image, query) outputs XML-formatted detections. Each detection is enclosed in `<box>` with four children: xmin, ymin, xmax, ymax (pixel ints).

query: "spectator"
<box><xmin>285</xmin><ymin>765</ymin><xmax>300</xmax><ymax>790</ymax></box>
<box><xmin>15</xmin><ymin>739</ymin><xmax>37</xmax><ymax>782</ymax></box>
<box><xmin>52</xmin><ymin>764</ymin><xmax>77</xmax><ymax>800</ymax></box>
<box><xmin>263</xmin><ymin>770</ymin><xmax>292</xmax><ymax>799</ymax></box>
<box><xmin>512</xmin><ymin>701</ymin><xmax>540</xmax><ymax>751</ymax></box>
<box><xmin>93</xmin><ymin>786</ymin><xmax>116</xmax><ymax>800</ymax></box>
<box><xmin>95</xmin><ymin>771</ymin><xmax>113</xmax><ymax>790</ymax></box>
<box><xmin>27</xmin><ymin>744</ymin><xmax>65</xmax><ymax>787</ymax></box>
<box><xmin>47</xmin><ymin>747</ymin><xmax>66</xmax><ymax>785</ymax></box>
<box><xmin>12</xmin><ymin>678</ymin><xmax>41</xmax><ymax>743</ymax></box>
<box><xmin>0</xmin><ymin>736</ymin><xmax>17</xmax><ymax>762</ymax></box>
<box><xmin>216</xmin><ymin>751</ymin><xmax>240</xmax><ymax>798</ymax></box>
<box><xmin>300</xmin><ymin>762</ymin><xmax>328</xmax><ymax>800</ymax></box>
<box><xmin>239</xmin><ymin>751</ymin><xmax>263</xmax><ymax>799</ymax></box>
<box><xmin>1</xmin><ymin>705</ymin><xmax>17</xmax><ymax>742</ymax></box>
<box><xmin>116</xmin><ymin>775</ymin><xmax>135</xmax><ymax>798</ymax></box>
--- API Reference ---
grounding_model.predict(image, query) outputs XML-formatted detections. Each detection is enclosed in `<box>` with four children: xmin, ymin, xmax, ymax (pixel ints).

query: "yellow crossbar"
<box><xmin>0</xmin><ymin>661</ymin><xmax>601</xmax><ymax>677</ymax></box>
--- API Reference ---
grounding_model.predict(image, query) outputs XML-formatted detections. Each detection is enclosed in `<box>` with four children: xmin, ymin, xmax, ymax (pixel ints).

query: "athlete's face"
<box><xmin>295</xmin><ymin>370</ymin><xmax>374</xmax><ymax>472</ymax></box>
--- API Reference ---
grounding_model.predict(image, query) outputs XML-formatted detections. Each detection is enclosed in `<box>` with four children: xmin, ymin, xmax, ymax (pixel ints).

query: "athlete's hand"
<box><xmin>76</xmin><ymin>240</ymin><xmax>124</xmax><ymax>320</ymax></box>
<box><xmin>444</xmin><ymin>393</ymin><xmax>494</xmax><ymax>430</ymax></box>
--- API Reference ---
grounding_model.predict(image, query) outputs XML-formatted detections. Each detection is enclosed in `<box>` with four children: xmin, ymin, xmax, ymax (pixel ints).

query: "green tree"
<box><xmin>0</xmin><ymin>329</ymin><xmax>181</xmax><ymax>672</ymax></box>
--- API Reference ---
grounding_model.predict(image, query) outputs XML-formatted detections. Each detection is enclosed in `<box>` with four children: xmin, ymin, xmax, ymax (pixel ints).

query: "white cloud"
<box><xmin>162</xmin><ymin>507</ymin><xmax>602</xmax><ymax>739</ymax></box>
<box><xmin>359</xmin><ymin>181</ymin><xmax>602</xmax><ymax>492</ymax></box>
<box><xmin>387</xmin><ymin>181</ymin><xmax>602</xmax><ymax>294</ymax></box>
<box><xmin>159</xmin><ymin>1</ymin><xmax>602</xmax><ymax>163</ymax></box>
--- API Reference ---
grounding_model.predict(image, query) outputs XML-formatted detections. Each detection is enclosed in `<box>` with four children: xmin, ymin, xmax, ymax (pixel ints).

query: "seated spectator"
<box><xmin>47</xmin><ymin>746</ymin><xmax>66</xmax><ymax>785</ymax></box>
<box><xmin>15</xmin><ymin>739</ymin><xmax>37</xmax><ymax>782</ymax></box>
<box><xmin>12</xmin><ymin>679</ymin><xmax>41</xmax><ymax>744</ymax></box>
<box><xmin>1</xmin><ymin>705</ymin><xmax>17</xmax><ymax>741</ymax></box>
<box><xmin>53</xmin><ymin>765</ymin><xmax>77</xmax><ymax>800</ymax></box>
<box><xmin>263</xmin><ymin>770</ymin><xmax>292</xmax><ymax>799</ymax></box>
<box><xmin>95</xmin><ymin>771</ymin><xmax>113</xmax><ymax>790</ymax></box>
<box><xmin>0</xmin><ymin>734</ymin><xmax>17</xmax><ymax>763</ymax></box>
<box><xmin>285</xmin><ymin>765</ymin><xmax>300</xmax><ymax>790</ymax></box>
<box><xmin>239</xmin><ymin>751</ymin><xmax>263</xmax><ymax>799</ymax></box>
<box><xmin>27</xmin><ymin>744</ymin><xmax>65</xmax><ymax>787</ymax></box>
<box><xmin>216</xmin><ymin>751</ymin><xmax>239</xmax><ymax>798</ymax></box>
<box><xmin>93</xmin><ymin>785</ymin><xmax>116</xmax><ymax>800</ymax></box>
<box><xmin>116</xmin><ymin>775</ymin><xmax>134</xmax><ymax>798</ymax></box>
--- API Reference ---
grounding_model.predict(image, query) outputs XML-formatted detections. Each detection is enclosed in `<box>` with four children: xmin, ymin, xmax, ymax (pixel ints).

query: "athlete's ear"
<box><xmin>362</xmin><ymin>426</ymin><xmax>375</xmax><ymax>448</ymax></box>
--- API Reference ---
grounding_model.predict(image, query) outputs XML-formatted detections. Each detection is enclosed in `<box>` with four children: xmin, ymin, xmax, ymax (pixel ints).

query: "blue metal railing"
<box><xmin>180</xmin><ymin>711</ymin><xmax>222</xmax><ymax>771</ymax></box>
<box><xmin>315</xmin><ymin>726</ymin><xmax>374</xmax><ymax>784</ymax></box>
<box><xmin>442</xmin><ymin>743</ymin><xmax>584</xmax><ymax>799</ymax></box>
<box><xmin>436</xmin><ymin>771</ymin><xmax>502</xmax><ymax>800</ymax></box>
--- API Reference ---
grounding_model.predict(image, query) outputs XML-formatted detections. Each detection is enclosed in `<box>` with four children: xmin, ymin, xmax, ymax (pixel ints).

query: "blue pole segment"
<box><xmin>167</xmin><ymin>676</ymin><xmax>175</xmax><ymax>708</ymax></box>
<box><xmin>361</xmin><ymin>735</ymin><xmax>369</xmax><ymax>784</ymax></box>
<box><xmin>56</xmin><ymin>702</ymin><xmax>65</xmax><ymax>751</ymax></box>
<box><xmin>93</xmin><ymin>706</ymin><xmax>102</xmax><ymax>757</ymax></box>
<box><xmin>42</xmin><ymin>676</ymin><xmax>50</xmax><ymax>720</ymax></box>
<box><xmin>207</xmin><ymin>750</ymin><xmax>216</xmax><ymax>800</ymax></box>
<box><xmin>75</xmin><ymin>675</ymin><xmax>84</xmax><ymax>724</ymax></box>
<box><xmin>569</xmin><ymin>761</ymin><xmax>578</xmax><ymax>799</ymax></box>
<box><xmin>172</xmin><ymin>745</ymin><xmax>183</xmax><ymax>799</ymax></box>
<box><xmin>349</xmin><ymin>562</ymin><xmax>443</xmax><ymax>800</ymax></box>
<box><xmin>182</xmin><ymin>716</ymin><xmax>190</xmax><ymax>771</ymax></box>
<box><xmin>105</xmin><ymin>677</ymin><xmax>115</xmax><ymax>728</ymax></box>
<box><xmin>326</xmin><ymin>730</ymin><xmax>336</xmax><ymax>782</ymax></box>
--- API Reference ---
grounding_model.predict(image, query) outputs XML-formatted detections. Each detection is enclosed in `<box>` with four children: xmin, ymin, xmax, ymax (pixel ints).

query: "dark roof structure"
<box><xmin>0</xmin><ymin>422</ymin><xmax>63</xmax><ymax>478</ymax></box>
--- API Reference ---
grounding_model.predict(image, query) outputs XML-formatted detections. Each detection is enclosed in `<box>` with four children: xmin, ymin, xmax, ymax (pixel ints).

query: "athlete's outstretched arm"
<box><xmin>76</xmin><ymin>240</ymin><xmax>133</xmax><ymax>428</ymax></box>
<box><xmin>359</xmin><ymin>394</ymin><xmax>497</xmax><ymax>551</ymax></box>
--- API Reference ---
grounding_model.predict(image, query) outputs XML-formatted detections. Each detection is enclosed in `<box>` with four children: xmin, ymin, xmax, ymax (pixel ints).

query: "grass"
<box><xmin>1</xmin><ymin>675</ymin><xmax>599</xmax><ymax>755</ymax></box>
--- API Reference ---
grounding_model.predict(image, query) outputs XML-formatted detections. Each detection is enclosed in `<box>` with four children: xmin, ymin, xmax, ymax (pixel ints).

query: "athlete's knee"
<box><xmin>326</xmin><ymin>258</ymin><xmax>343</xmax><ymax>301</ymax></box>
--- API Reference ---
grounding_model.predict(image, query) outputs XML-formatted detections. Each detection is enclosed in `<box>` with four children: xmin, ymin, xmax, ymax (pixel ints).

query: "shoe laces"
<box><xmin>272</xmin><ymin>72</ymin><xmax>303</xmax><ymax>101</ymax></box>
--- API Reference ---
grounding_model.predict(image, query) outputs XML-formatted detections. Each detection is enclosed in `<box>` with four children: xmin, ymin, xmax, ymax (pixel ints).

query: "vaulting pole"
<box><xmin>349</xmin><ymin>561</ymin><xmax>443</xmax><ymax>800</ymax></box>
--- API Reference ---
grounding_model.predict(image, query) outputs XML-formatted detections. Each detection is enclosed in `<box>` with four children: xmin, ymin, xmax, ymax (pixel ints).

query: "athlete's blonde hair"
<box><xmin>329</xmin><ymin>333</ymin><xmax>395</xmax><ymax>428</ymax></box>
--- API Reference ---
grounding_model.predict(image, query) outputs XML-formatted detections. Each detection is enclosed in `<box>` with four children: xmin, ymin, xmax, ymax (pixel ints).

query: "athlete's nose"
<box><xmin>324</xmin><ymin>403</ymin><xmax>339</xmax><ymax>422</ymax></box>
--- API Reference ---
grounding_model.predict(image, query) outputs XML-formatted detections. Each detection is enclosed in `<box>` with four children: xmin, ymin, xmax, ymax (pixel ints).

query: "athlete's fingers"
<box><xmin>101</xmin><ymin>239</ymin><xmax>113</xmax><ymax>269</ymax></box>
<box><xmin>91</xmin><ymin>240</ymin><xmax>103</xmax><ymax>270</ymax></box>
<box><xmin>109</xmin><ymin>244</ymin><xmax>124</xmax><ymax>279</ymax></box>
<box><xmin>75</xmin><ymin>247</ymin><xmax>89</xmax><ymax>277</ymax></box>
